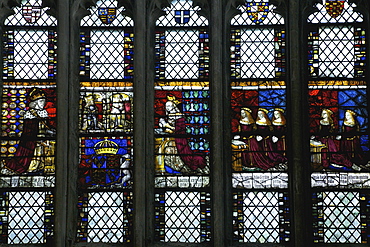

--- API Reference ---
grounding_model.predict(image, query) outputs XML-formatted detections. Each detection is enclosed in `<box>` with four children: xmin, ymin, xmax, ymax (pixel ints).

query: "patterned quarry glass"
<box><xmin>230</xmin><ymin>0</ymin><xmax>289</xmax><ymax>243</ymax></box>
<box><xmin>233</xmin><ymin>192</ymin><xmax>290</xmax><ymax>243</ymax></box>
<box><xmin>154</xmin><ymin>0</ymin><xmax>211</xmax><ymax>242</ymax></box>
<box><xmin>77</xmin><ymin>0</ymin><xmax>133</xmax><ymax>243</ymax></box>
<box><xmin>0</xmin><ymin>0</ymin><xmax>56</xmax><ymax>244</ymax></box>
<box><xmin>308</xmin><ymin>1</ymin><xmax>370</xmax><ymax>244</ymax></box>
<box><xmin>313</xmin><ymin>191</ymin><xmax>362</xmax><ymax>243</ymax></box>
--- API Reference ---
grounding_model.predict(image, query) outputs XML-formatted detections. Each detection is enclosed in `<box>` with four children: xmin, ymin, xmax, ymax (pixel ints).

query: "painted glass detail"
<box><xmin>154</xmin><ymin>0</ymin><xmax>210</xmax><ymax>243</ymax></box>
<box><xmin>230</xmin><ymin>1</ymin><xmax>290</xmax><ymax>243</ymax></box>
<box><xmin>77</xmin><ymin>0</ymin><xmax>133</xmax><ymax>243</ymax></box>
<box><xmin>0</xmin><ymin>0</ymin><xmax>56</xmax><ymax>243</ymax></box>
<box><xmin>308</xmin><ymin>1</ymin><xmax>369</xmax><ymax>244</ymax></box>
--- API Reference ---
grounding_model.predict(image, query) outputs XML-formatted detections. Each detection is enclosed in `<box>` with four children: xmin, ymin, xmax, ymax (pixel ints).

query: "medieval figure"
<box><xmin>155</xmin><ymin>94</ymin><xmax>209</xmax><ymax>174</ymax></box>
<box><xmin>338</xmin><ymin>110</ymin><xmax>365</xmax><ymax>165</ymax></box>
<box><xmin>4</xmin><ymin>88</ymin><xmax>56</xmax><ymax>174</ymax></box>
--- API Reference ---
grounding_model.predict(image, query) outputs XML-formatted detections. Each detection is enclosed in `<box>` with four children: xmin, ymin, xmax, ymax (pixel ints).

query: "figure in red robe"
<box><xmin>5</xmin><ymin>88</ymin><xmax>56</xmax><ymax>174</ymax></box>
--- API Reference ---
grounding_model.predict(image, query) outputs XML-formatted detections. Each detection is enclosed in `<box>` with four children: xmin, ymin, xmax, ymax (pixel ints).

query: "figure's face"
<box><xmin>165</xmin><ymin>101</ymin><xmax>175</xmax><ymax>112</ymax></box>
<box><xmin>345</xmin><ymin>111</ymin><xmax>352</xmax><ymax>120</ymax></box>
<box><xmin>321</xmin><ymin>110</ymin><xmax>328</xmax><ymax>119</ymax></box>
<box><xmin>258</xmin><ymin>111</ymin><xmax>264</xmax><ymax>119</ymax></box>
<box><xmin>274</xmin><ymin>111</ymin><xmax>280</xmax><ymax>119</ymax></box>
<box><xmin>35</xmin><ymin>98</ymin><xmax>45</xmax><ymax>109</ymax></box>
<box><xmin>241</xmin><ymin>109</ymin><xmax>246</xmax><ymax>118</ymax></box>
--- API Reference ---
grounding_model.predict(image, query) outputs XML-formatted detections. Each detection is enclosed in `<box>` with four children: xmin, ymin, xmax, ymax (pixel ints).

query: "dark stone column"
<box><xmin>134</xmin><ymin>0</ymin><xmax>149</xmax><ymax>246</ymax></box>
<box><xmin>210</xmin><ymin>0</ymin><xmax>226</xmax><ymax>246</ymax></box>
<box><xmin>287</xmin><ymin>0</ymin><xmax>312</xmax><ymax>246</ymax></box>
<box><xmin>55</xmin><ymin>0</ymin><xmax>70</xmax><ymax>245</ymax></box>
<box><xmin>65</xmin><ymin>0</ymin><xmax>89</xmax><ymax>245</ymax></box>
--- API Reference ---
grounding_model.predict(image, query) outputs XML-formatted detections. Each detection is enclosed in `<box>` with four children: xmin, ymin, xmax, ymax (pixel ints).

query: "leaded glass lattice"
<box><xmin>0</xmin><ymin>0</ymin><xmax>56</xmax><ymax>243</ymax></box>
<box><xmin>77</xmin><ymin>0</ymin><xmax>133</xmax><ymax>243</ymax></box>
<box><xmin>230</xmin><ymin>1</ymin><xmax>290</xmax><ymax>243</ymax></box>
<box><xmin>308</xmin><ymin>1</ymin><xmax>370</xmax><ymax>244</ymax></box>
<box><xmin>154</xmin><ymin>0</ymin><xmax>210</xmax><ymax>243</ymax></box>
<box><xmin>154</xmin><ymin>191</ymin><xmax>211</xmax><ymax>242</ymax></box>
<box><xmin>233</xmin><ymin>191</ymin><xmax>290</xmax><ymax>243</ymax></box>
<box><xmin>313</xmin><ymin>191</ymin><xmax>364</xmax><ymax>243</ymax></box>
<box><xmin>307</xmin><ymin>2</ymin><xmax>368</xmax><ymax>173</ymax></box>
<box><xmin>80</xmin><ymin>1</ymin><xmax>133</xmax><ymax>81</ymax></box>
<box><xmin>77</xmin><ymin>191</ymin><xmax>133</xmax><ymax>242</ymax></box>
<box><xmin>230</xmin><ymin>0</ymin><xmax>287</xmax><ymax>183</ymax></box>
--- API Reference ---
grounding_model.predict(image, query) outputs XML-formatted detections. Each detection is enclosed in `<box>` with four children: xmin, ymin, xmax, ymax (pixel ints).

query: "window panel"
<box><xmin>308</xmin><ymin>1</ymin><xmax>369</xmax><ymax>244</ymax></box>
<box><xmin>77</xmin><ymin>0</ymin><xmax>133</xmax><ymax>243</ymax></box>
<box><xmin>154</xmin><ymin>0</ymin><xmax>211</xmax><ymax>243</ymax></box>
<box><xmin>0</xmin><ymin>0</ymin><xmax>56</xmax><ymax>244</ymax></box>
<box><xmin>230</xmin><ymin>0</ymin><xmax>289</xmax><ymax>243</ymax></box>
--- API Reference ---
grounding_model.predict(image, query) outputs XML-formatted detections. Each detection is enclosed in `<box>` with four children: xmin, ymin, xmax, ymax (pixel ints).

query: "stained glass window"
<box><xmin>0</xmin><ymin>0</ymin><xmax>56</xmax><ymax>244</ymax></box>
<box><xmin>154</xmin><ymin>0</ymin><xmax>211</xmax><ymax>243</ymax></box>
<box><xmin>308</xmin><ymin>0</ymin><xmax>370</xmax><ymax>244</ymax></box>
<box><xmin>230</xmin><ymin>0</ymin><xmax>289</xmax><ymax>243</ymax></box>
<box><xmin>77</xmin><ymin>0</ymin><xmax>133</xmax><ymax>243</ymax></box>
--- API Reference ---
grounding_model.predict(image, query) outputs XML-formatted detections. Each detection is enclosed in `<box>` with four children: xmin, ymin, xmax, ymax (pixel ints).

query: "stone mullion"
<box><xmin>66</xmin><ymin>0</ymin><xmax>86</xmax><ymax>245</ymax></box>
<box><xmin>210</xmin><ymin>0</ymin><xmax>226</xmax><ymax>246</ymax></box>
<box><xmin>133</xmin><ymin>0</ymin><xmax>149</xmax><ymax>246</ymax></box>
<box><xmin>287</xmin><ymin>0</ymin><xmax>313</xmax><ymax>246</ymax></box>
<box><xmin>55</xmin><ymin>0</ymin><xmax>70</xmax><ymax>245</ymax></box>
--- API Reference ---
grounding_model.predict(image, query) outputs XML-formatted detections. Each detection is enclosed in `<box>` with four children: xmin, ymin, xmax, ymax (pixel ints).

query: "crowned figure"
<box><xmin>155</xmin><ymin>94</ymin><xmax>208</xmax><ymax>174</ymax></box>
<box><xmin>4</xmin><ymin>88</ymin><xmax>56</xmax><ymax>174</ymax></box>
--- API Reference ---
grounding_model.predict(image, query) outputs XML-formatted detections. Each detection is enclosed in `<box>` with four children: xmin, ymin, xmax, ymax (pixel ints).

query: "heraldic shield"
<box><xmin>22</xmin><ymin>2</ymin><xmax>41</xmax><ymax>23</ymax></box>
<box><xmin>79</xmin><ymin>139</ymin><xmax>130</xmax><ymax>188</ymax></box>
<box><xmin>325</xmin><ymin>0</ymin><xmax>345</xmax><ymax>19</ymax></box>
<box><xmin>246</xmin><ymin>2</ymin><xmax>269</xmax><ymax>24</ymax></box>
<box><xmin>98</xmin><ymin>7</ymin><xmax>117</xmax><ymax>24</ymax></box>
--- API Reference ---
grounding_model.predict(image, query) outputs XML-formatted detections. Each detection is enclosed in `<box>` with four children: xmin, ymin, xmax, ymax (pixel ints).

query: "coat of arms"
<box><xmin>98</xmin><ymin>8</ymin><xmax>117</xmax><ymax>24</ymax></box>
<box><xmin>246</xmin><ymin>2</ymin><xmax>269</xmax><ymax>24</ymax></box>
<box><xmin>174</xmin><ymin>10</ymin><xmax>190</xmax><ymax>24</ymax></box>
<box><xmin>325</xmin><ymin>0</ymin><xmax>345</xmax><ymax>19</ymax></box>
<box><xmin>22</xmin><ymin>3</ymin><xmax>41</xmax><ymax>23</ymax></box>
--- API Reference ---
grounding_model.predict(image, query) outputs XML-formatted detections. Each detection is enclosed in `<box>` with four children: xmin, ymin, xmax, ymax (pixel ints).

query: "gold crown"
<box><xmin>94</xmin><ymin>140</ymin><xmax>119</xmax><ymax>155</ymax></box>
<box><xmin>167</xmin><ymin>94</ymin><xmax>181</xmax><ymax>105</ymax></box>
<box><xmin>29</xmin><ymin>88</ymin><xmax>46</xmax><ymax>102</ymax></box>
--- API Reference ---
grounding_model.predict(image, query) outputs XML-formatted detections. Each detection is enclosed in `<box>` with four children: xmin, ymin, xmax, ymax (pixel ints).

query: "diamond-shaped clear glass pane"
<box><xmin>13</xmin><ymin>30</ymin><xmax>48</xmax><ymax>79</ymax></box>
<box><xmin>165</xmin><ymin>30</ymin><xmax>199</xmax><ymax>79</ymax></box>
<box><xmin>318</xmin><ymin>26</ymin><xmax>355</xmax><ymax>78</ymax></box>
<box><xmin>7</xmin><ymin>191</ymin><xmax>52</xmax><ymax>244</ymax></box>
<box><xmin>242</xmin><ymin>192</ymin><xmax>280</xmax><ymax>243</ymax></box>
<box><xmin>164</xmin><ymin>191</ymin><xmax>201</xmax><ymax>242</ymax></box>
<box><xmin>238</xmin><ymin>29</ymin><xmax>275</xmax><ymax>78</ymax></box>
<box><xmin>313</xmin><ymin>191</ymin><xmax>361</xmax><ymax>243</ymax></box>
<box><xmin>90</xmin><ymin>30</ymin><xmax>127</xmax><ymax>79</ymax></box>
<box><xmin>87</xmin><ymin>192</ymin><xmax>126</xmax><ymax>243</ymax></box>
<box><xmin>323</xmin><ymin>192</ymin><xmax>360</xmax><ymax>238</ymax></box>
